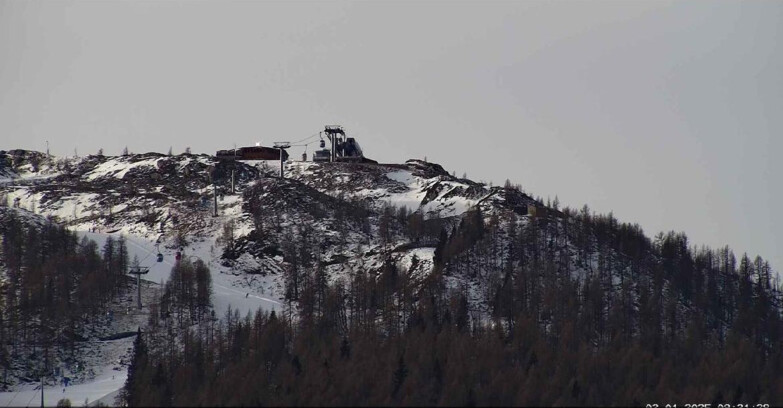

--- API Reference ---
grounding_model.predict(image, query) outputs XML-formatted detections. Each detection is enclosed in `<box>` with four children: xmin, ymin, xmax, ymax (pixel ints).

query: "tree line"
<box><xmin>0</xmin><ymin>209</ymin><xmax>130</xmax><ymax>385</ymax></box>
<box><xmin>123</xmin><ymin>183</ymin><xmax>783</xmax><ymax>406</ymax></box>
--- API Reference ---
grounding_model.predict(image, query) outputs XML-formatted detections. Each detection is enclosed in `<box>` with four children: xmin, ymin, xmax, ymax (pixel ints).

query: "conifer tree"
<box><xmin>121</xmin><ymin>328</ymin><xmax>147</xmax><ymax>407</ymax></box>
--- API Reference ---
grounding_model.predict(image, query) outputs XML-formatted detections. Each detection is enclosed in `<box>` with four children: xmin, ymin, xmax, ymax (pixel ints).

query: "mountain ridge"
<box><xmin>2</xmin><ymin>148</ymin><xmax>782</xmax><ymax>405</ymax></box>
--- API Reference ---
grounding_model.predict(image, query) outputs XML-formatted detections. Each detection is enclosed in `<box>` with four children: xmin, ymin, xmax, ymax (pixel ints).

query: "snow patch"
<box><xmin>84</xmin><ymin>158</ymin><xmax>161</xmax><ymax>181</ymax></box>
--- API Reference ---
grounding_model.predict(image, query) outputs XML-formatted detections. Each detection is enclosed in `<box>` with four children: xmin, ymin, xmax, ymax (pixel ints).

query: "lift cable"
<box><xmin>291</xmin><ymin>132</ymin><xmax>320</xmax><ymax>145</ymax></box>
<box><xmin>289</xmin><ymin>140</ymin><xmax>320</xmax><ymax>148</ymax></box>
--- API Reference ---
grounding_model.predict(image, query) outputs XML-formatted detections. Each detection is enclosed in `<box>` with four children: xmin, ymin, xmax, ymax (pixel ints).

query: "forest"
<box><xmin>0</xmin><ymin>208</ymin><xmax>131</xmax><ymax>385</ymax></box>
<box><xmin>122</xmin><ymin>184</ymin><xmax>783</xmax><ymax>406</ymax></box>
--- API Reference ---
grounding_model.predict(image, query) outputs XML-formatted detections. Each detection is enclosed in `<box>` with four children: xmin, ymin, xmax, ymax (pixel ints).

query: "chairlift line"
<box><xmin>217</xmin><ymin>124</ymin><xmax>375</xmax><ymax>163</ymax></box>
<box><xmin>290</xmin><ymin>131</ymin><xmax>320</xmax><ymax>145</ymax></box>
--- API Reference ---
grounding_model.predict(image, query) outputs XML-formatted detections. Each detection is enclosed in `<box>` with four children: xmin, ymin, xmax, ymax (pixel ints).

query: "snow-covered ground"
<box><xmin>0</xmin><ymin>228</ymin><xmax>284</xmax><ymax>406</ymax></box>
<box><xmin>78</xmin><ymin>230</ymin><xmax>284</xmax><ymax>318</ymax></box>
<box><xmin>0</xmin><ymin>153</ymin><xmax>466</xmax><ymax>405</ymax></box>
<box><xmin>84</xmin><ymin>157</ymin><xmax>161</xmax><ymax>181</ymax></box>
<box><xmin>0</xmin><ymin>343</ymin><xmax>130</xmax><ymax>407</ymax></box>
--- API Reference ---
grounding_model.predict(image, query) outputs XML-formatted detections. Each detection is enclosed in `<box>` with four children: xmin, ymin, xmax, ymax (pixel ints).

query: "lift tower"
<box><xmin>273</xmin><ymin>142</ymin><xmax>290</xmax><ymax>178</ymax></box>
<box><xmin>128</xmin><ymin>265</ymin><xmax>150</xmax><ymax>310</ymax></box>
<box><xmin>324</xmin><ymin>125</ymin><xmax>345</xmax><ymax>163</ymax></box>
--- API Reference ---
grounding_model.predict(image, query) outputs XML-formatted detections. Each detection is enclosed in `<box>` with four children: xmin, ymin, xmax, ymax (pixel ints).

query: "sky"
<box><xmin>1</xmin><ymin>0</ymin><xmax>781</xmax><ymax>272</ymax></box>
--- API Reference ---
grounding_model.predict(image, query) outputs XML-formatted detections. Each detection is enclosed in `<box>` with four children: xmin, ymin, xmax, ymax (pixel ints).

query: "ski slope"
<box><xmin>0</xmin><ymin>229</ymin><xmax>283</xmax><ymax>406</ymax></box>
<box><xmin>77</xmin><ymin>230</ymin><xmax>283</xmax><ymax>318</ymax></box>
<box><xmin>0</xmin><ymin>339</ymin><xmax>130</xmax><ymax>407</ymax></box>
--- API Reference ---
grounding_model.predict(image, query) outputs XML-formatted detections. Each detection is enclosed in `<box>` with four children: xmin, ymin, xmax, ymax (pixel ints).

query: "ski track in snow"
<box><xmin>0</xmin><ymin>156</ymin><xmax>457</xmax><ymax>405</ymax></box>
<box><xmin>0</xmin><ymin>341</ymin><xmax>130</xmax><ymax>407</ymax></box>
<box><xmin>79</xmin><ymin>231</ymin><xmax>283</xmax><ymax>315</ymax></box>
<box><xmin>0</xmin><ymin>229</ymin><xmax>281</xmax><ymax>406</ymax></box>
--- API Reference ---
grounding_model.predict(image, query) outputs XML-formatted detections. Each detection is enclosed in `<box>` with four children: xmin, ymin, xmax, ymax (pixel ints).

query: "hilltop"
<box><xmin>1</xmin><ymin>149</ymin><xmax>781</xmax><ymax>406</ymax></box>
<box><xmin>0</xmin><ymin>150</ymin><xmax>545</xmax><ymax>314</ymax></box>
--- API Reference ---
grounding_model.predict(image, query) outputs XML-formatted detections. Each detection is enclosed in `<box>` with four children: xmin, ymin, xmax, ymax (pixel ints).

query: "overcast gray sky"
<box><xmin>1</xmin><ymin>0</ymin><xmax>781</xmax><ymax>272</ymax></box>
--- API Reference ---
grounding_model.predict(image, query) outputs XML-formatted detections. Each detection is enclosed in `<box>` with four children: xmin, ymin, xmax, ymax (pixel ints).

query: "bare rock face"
<box><xmin>1</xmin><ymin>149</ymin><xmax>49</xmax><ymax>169</ymax></box>
<box><xmin>404</xmin><ymin>159</ymin><xmax>450</xmax><ymax>179</ymax></box>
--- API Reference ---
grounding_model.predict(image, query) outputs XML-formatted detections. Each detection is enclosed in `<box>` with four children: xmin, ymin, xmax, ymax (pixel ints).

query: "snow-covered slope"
<box><xmin>0</xmin><ymin>152</ymin><xmax>541</xmax><ymax>320</ymax></box>
<box><xmin>3</xmin><ymin>149</ymin><xmax>778</xmax><ymax>405</ymax></box>
<box><xmin>286</xmin><ymin>159</ymin><xmax>496</xmax><ymax>218</ymax></box>
<box><xmin>0</xmin><ymin>150</ymin><xmax>549</xmax><ymax>404</ymax></box>
<box><xmin>0</xmin><ymin>206</ymin><xmax>154</xmax><ymax>406</ymax></box>
<box><xmin>10</xmin><ymin>148</ymin><xmax>753</xmax><ymax>405</ymax></box>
